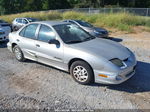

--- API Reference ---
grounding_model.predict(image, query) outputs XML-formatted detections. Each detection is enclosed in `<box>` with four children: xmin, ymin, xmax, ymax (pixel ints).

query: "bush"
<box><xmin>62</xmin><ymin>11</ymin><xmax>86</xmax><ymax>20</ymax></box>
<box><xmin>0</xmin><ymin>11</ymin><xmax>150</xmax><ymax>32</ymax></box>
<box><xmin>0</xmin><ymin>11</ymin><xmax>62</xmax><ymax>23</ymax></box>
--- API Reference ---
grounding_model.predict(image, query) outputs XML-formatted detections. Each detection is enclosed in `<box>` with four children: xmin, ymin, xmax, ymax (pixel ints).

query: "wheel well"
<box><xmin>68</xmin><ymin>58</ymin><xmax>93</xmax><ymax>72</ymax></box>
<box><xmin>68</xmin><ymin>58</ymin><xmax>95</xmax><ymax>82</ymax></box>
<box><xmin>12</xmin><ymin>43</ymin><xmax>17</xmax><ymax>50</ymax></box>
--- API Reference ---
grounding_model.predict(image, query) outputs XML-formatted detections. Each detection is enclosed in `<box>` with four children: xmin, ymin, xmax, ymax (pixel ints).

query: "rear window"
<box><xmin>19</xmin><ymin>24</ymin><xmax>38</xmax><ymax>39</ymax></box>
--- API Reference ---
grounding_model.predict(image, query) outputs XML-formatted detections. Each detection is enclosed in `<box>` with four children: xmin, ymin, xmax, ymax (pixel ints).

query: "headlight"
<box><xmin>94</xmin><ymin>30</ymin><xmax>102</xmax><ymax>34</ymax></box>
<box><xmin>110</xmin><ymin>58</ymin><xmax>124</xmax><ymax>67</ymax></box>
<box><xmin>0</xmin><ymin>31</ymin><xmax>5</xmax><ymax>35</ymax></box>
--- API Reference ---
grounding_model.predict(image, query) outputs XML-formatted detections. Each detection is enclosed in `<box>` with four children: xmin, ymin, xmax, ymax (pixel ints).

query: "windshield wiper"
<box><xmin>65</xmin><ymin>40</ymin><xmax>83</xmax><ymax>44</ymax></box>
<box><xmin>83</xmin><ymin>36</ymin><xmax>95</xmax><ymax>41</ymax></box>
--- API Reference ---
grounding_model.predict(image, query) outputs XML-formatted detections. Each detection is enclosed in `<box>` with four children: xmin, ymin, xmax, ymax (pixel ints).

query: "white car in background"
<box><xmin>0</xmin><ymin>20</ymin><xmax>11</xmax><ymax>42</ymax></box>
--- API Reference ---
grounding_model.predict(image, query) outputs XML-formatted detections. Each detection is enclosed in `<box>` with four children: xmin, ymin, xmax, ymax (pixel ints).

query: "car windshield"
<box><xmin>53</xmin><ymin>24</ymin><xmax>95</xmax><ymax>44</ymax></box>
<box><xmin>75</xmin><ymin>20</ymin><xmax>93</xmax><ymax>28</ymax></box>
<box><xmin>27</xmin><ymin>18</ymin><xmax>38</xmax><ymax>22</ymax></box>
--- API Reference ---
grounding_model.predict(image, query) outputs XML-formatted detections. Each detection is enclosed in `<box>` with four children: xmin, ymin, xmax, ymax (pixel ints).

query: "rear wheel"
<box><xmin>70</xmin><ymin>61</ymin><xmax>94</xmax><ymax>85</ymax></box>
<box><xmin>13</xmin><ymin>45</ymin><xmax>25</xmax><ymax>62</ymax></box>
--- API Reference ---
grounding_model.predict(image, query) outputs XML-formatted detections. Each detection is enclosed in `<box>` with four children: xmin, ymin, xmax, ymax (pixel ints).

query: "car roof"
<box><xmin>64</xmin><ymin>19</ymin><xmax>81</xmax><ymax>22</ymax></box>
<box><xmin>33</xmin><ymin>21</ymin><xmax>69</xmax><ymax>26</ymax></box>
<box><xmin>16</xmin><ymin>17</ymin><xmax>36</xmax><ymax>19</ymax></box>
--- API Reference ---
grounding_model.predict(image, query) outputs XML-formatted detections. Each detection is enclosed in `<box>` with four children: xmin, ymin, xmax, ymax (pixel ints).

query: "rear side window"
<box><xmin>16</xmin><ymin>19</ymin><xmax>22</xmax><ymax>23</ymax></box>
<box><xmin>38</xmin><ymin>25</ymin><xmax>55</xmax><ymax>42</ymax></box>
<box><xmin>19</xmin><ymin>24</ymin><xmax>38</xmax><ymax>39</ymax></box>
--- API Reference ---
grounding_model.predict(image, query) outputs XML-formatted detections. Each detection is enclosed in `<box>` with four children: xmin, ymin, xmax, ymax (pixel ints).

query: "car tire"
<box><xmin>70</xmin><ymin>61</ymin><xmax>94</xmax><ymax>85</ymax></box>
<box><xmin>13</xmin><ymin>45</ymin><xmax>25</xmax><ymax>62</ymax></box>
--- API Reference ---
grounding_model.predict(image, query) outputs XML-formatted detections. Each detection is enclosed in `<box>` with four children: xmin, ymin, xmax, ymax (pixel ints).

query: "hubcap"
<box><xmin>14</xmin><ymin>48</ymin><xmax>22</xmax><ymax>60</ymax></box>
<box><xmin>73</xmin><ymin>66</ymin><xmax>88</xmax><ymax>82</ymax></box>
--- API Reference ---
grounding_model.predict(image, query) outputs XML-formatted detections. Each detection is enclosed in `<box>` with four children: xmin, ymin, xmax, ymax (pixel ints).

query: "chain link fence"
<box><xmin>0</xmin><ymin>8</ymin><xmax>150</xmax><ymax>16</ymax></box>
<box><xmin>55</xmin><ymin>8</ymin><xmax>150</xmax><ymax>16</ymax></box>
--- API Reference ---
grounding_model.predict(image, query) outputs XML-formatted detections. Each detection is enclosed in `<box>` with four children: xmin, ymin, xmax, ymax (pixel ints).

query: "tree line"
<box><xmin>0</xmin><ymin>0</ymin><xmax>150</xmax><ymax>14</ymax></box>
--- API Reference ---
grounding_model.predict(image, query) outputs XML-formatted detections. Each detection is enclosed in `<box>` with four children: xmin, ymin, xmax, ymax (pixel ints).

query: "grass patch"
<box><xmin>0</xmin><ymin>11</ymin><xmax>150</xmax><ymax>32</ymax></box>
<box><xmin>0</xmin><ymin>11</ymin><xmax>62</xmax><ymax>23</ymax></box>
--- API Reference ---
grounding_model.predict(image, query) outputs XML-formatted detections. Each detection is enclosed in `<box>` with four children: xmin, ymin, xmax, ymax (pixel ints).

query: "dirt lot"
<box><xmin>0</xmin><ymin>31</ymin><xmax>150</xmax><ymax>110</ymax></box>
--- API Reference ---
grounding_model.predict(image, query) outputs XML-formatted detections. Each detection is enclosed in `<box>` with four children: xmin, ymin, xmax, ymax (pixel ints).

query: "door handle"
<box><xmin>36</xmin><ymin>44</ymin><xmax>40</xmax><ymax>47</ymax></box>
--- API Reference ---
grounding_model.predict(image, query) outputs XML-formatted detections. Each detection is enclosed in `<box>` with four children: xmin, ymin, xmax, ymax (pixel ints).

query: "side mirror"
<box><xmin>48</xmin><ymin>39</ymin><xmax>60</xmax><ymax>45</ymax></box>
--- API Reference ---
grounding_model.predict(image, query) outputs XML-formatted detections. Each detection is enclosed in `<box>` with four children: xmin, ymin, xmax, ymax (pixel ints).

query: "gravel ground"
<box><xmin>0</xmin><ymin>31</ymin><xmax>150</xmax><ymax>111</ymax></box>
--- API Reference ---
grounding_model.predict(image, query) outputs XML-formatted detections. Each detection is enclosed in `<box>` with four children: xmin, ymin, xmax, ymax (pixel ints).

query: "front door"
<box><xmin>35</xmin><ymin>24</ymin><xmax>64</xmax><ymax>70</ymax></box>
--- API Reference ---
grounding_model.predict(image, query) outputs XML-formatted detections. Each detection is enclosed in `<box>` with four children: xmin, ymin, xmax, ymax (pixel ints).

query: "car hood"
<box><xmin>69</xmin><ymin>38</ymin><xmax>131</xmax><ymax>60</ymax></box>
<box><xmin>82</xmin><ymin>26</ymin><xmax>107</xmax><ymax>32</ymax></box>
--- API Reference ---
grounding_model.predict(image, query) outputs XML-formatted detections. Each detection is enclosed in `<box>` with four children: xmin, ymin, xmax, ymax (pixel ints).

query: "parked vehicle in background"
<box><xmin>0</xmin><ymin>20</ymin><xmax>11</xmax><ymax>42</ymax></box>
<box><xmin>63</xmin><ymin>20</ymin><xmax>109</xmax><ymax>38</ymax></box>
<box><xmin>7</xmin><ymin>21</ymin><xmax>136</xmax><ymax>85</ymax></box>
<box><xmin>12</xmin><ymin>18</ymin><xmax>39</xmax><ymax>31</ymax></box>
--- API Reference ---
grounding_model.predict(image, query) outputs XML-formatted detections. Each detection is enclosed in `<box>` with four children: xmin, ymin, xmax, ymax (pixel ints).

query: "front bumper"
<box><xmin>94</xmin><ymin>53</ymin><xmax>137</xmax><ymax>84</ymax></box>
<box><xmin>94</xmin><ymin>65</ymin><xmax>136</xmax><ymax>84</ymax></box>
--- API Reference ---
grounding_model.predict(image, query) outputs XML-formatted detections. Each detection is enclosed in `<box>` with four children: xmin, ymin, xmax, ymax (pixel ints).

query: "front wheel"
<box><xmin>70</xmin><ymin>61</ymin><xmax>94</xmax><ymax>85</ymax></box>
<box><xmin>13</xmin><ymin>45</ymin><xmax>25</xmax><ymax>62</ymax></box>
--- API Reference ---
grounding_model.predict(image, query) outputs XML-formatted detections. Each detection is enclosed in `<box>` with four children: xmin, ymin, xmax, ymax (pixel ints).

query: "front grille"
<box><xmin>125</xmin><ymin>71</ymin><xmax>134</xmax><ymax>77</ymax></box>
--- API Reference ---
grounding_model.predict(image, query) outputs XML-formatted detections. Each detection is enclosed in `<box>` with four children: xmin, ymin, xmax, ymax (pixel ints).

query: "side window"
<box><xmin>23</xmin><ymin>24</ymin><xmax>38</xmax><ymax>39</ymax></box>
<box><xmin>38</xmin><ymin>25</ymin><xmax>55</xmax><ymax>42</ymax></box>
<box><xmin>17</xmin><ymin>19</ymin><xmax>22</xmax><ymax>23</ymax></box>
<box><xmin>22</xmin><ymin>19</ymin><xmax>28</xmax><ymax>24</ymax></box>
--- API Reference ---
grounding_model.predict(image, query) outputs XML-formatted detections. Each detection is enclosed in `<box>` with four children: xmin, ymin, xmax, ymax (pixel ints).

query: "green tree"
<box><xmin>0</xmin><ymin>0</ymin><xmax>24</xmax><ymax>14</ymax></box>
<box><xmin>42</xmin><ymin>0</ymin><xmax>71</xmax><ymax>10</ymax></box>
<box><xmin>23</xmin><ymin>0</ymin><xmax>43</xmax><ymax>11</ymax></box>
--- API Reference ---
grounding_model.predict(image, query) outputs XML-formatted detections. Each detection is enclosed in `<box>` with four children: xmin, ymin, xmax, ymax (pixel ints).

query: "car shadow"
<box><xmin>105</xmin><ymin>37</ymin><xmax>123</xmax><ymax>42</ymax></box>
<box><xmin>0</xmin><ymin>40</ymin><xmax>9</xmax><ymax>48</ymax></box>
<box><xmin>24</xmin><ymin>59</ymin><xmax>150</xmax><ymax>93</ymax></box>
<box><xmin>90</xmin><ymin>61</ymin><xmax>150</xmax><ymax>93</ymax></box>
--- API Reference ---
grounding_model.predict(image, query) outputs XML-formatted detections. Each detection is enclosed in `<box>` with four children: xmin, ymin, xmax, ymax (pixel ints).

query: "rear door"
<box><xmin>17</xmin><ymin>24</ymin><xmax>39</xmax><ymax>61</ymax></box>
<box><xmin>35</xmin><ymin>24</ymin><xmax>64</xmax><ymax>69</ymax></box>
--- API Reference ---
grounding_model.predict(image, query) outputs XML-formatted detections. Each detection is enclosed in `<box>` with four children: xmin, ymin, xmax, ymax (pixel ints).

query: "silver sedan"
<box><xmin>7</xmin><ymin>21</ymin><xmax>137</xmax><ymax>85</ymax></box>
<box><xmin>63</xmin><ymin>20</ymin><xmax>109</xmax><ymax>38</ymax></box>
